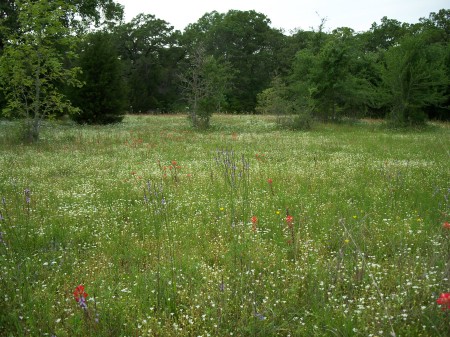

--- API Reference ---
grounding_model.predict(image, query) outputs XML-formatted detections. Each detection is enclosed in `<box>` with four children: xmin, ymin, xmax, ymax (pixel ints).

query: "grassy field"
<box><xmin>0</xmin><ymin>114</ymin><xmax>449</xmax><ymax>336</ymax></box>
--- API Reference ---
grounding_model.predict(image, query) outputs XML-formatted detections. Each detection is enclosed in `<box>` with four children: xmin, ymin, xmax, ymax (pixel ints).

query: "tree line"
<box><xmin>0</xmin><ymin>1</ymin><xmax>449</xmax><ymax>140</ymax></box>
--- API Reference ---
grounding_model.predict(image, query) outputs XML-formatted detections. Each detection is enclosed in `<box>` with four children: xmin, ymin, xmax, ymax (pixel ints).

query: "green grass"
<box><xmin>0</xmin><ymin>114</ymin><xmax>449</xmax><ymax>336</ymax></box>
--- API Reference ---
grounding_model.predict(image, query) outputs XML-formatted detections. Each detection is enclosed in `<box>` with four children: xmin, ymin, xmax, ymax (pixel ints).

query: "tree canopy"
<box><xmin>1</xmin><ymin>3</ymin><xmax>449</xmax><ymax>137</ymax></box>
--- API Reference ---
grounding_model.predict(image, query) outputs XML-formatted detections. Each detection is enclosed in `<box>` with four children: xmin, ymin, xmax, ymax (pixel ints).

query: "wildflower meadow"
<box><xmin>0</xmin><ymin>115</ymin><xmax>449</xmax><ymax>336</ymax></box>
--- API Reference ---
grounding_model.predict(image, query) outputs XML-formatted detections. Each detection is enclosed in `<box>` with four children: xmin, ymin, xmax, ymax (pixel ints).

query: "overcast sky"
<box><xmin>115</xmin><ymin>0</ymin><xmax>448</xmax><ymax>33</ymax></box>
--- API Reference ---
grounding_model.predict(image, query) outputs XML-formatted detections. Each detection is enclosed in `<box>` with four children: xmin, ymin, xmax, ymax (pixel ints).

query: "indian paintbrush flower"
<box><xmin>267</xmin><ymin>178</ymin><xmax>274</xmax><ymax>195</ymax></box>
<box><xmin>436</xmin><ymin>293</ymin><xmax>450</xmax><ymax>310</ymax></box>
<box><xmin>251</xmin><ymin>216</ymin><xmax>258</xmax><ymax>232</ymax></box>
<box><xmin>73</xmin><ymin>284</ymin><xmax>88</xmax><ymax>310</ymax></box>
<box><xmin>285</xmin><ymin>214</ymin><xmax>295</xmax><ymax>246</ymax></box>
<box><xmin>286</xmin><ymin>215</ymin><xmax>294</xmax><ymax>228</ymax></box>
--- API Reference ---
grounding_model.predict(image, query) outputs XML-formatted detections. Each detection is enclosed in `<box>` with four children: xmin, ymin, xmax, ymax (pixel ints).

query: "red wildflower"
<box><xmin>443</xmin><ymin>222</ymin><xmax>450</xmax><ymax>229</ymax></box>
<box><xmin>436</xmin><ymin>293</ymin><xmax>450</xmax><ymax>310</ymax></box>
<box><xmin>73</xmin><ymin>284</ymin><xmax>88</xmax><ymax>303</ymax></box>
<box><xmin>286</xmin><ymin>215</ymin><xmax>294</xmax><ymax>230</ymax></box>
<box><xmin>267</xmin><ymin>179</ymin><xmax>273</xmax><ymax>184</ymax></box>
<box><xmin>172</xmin><ymin>161</ymin><xmax>177</xmax><ymax>166</ymax></box>
<box><xmin>251</xmin><ymin>216</ymin><xmax>258</xmax><ymax>232</ymax></box>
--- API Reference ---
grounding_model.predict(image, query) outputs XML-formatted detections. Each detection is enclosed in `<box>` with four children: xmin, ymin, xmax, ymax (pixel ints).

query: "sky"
<box><xmin>115</xmin><ymin>0</ymin><xmax>448</xmax><ymax>33</ymax></box>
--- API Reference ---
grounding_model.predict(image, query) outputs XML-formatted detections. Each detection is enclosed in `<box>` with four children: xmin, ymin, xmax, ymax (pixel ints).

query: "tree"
<box><xmin>289</xmin><ymin>28</ymin><xmax>375</xmax><ymax>122</ymax></box>
<box><xmin>363</xmin><ymin>17</ymin><xmax>409</xmax><ymax>52</ymax></box>
<box><xmin>180</xmin><ymin>45</ymin><xmax>233</xmax><ymax>128</ymax></box>
<box><xmin>113</xmin><ymin>13</ymin><xmax>180</xmax><ymax>112</ymax></box>
<box><xmin>419</xmin><ymin>9</ymin><xmax>450</xmax><ymax>120</ymax></box>
<box><xmin>182</xmin><ymin>10</ymin><xmax>285</xmax><ymax>112</ymax></box>
<box><xmin>381</xmin><ymin>35</ymin><xmax>449</xmax><ymax>125</ymax></box>
<box><xmin>0</xmin><ymin>0</ymin><xmax>18</xmax><ymax>53</ymax></box>
<box><xmin>70</xmin><ymin>30</ymin><xmax>126</xmax><ymax>124</ymax></box>
<box><xmin>0</xmin><ymin>0</ymin><xmax>82</xmax><ymax>142</ymax></box>
<box><xmin>420</xmin><ymin>9</ymin><xmax>450</xmax><ymax>43</ymax></box>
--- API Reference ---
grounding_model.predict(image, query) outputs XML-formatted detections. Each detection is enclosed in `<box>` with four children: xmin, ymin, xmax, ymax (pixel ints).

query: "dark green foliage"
<box><xmin>113</xmin><ymin>14</ymin><xmax>180</xmax><ymax>113</ymax></box>
<box><xmin>71</xmin><ymin>31</ymin><xmax>126</xmax><ymax>124</ymax></box>
<box><xmin>363</xmin><ymin>17</ymin><xmax>409</xmax><ymax>52</ymax></box>
<box><xmin>289</xmin><ymin>28</ymin><xmax>377</xmax><ymax>122</ymax></box>
<box><xmin>0</xmin><ymin>0</ymin><xmax>18</xmax><ymax>53</ymax></box>
<box><xmin>381</xmin><ymin>35</ymin><xmax>449</xmax><ymax>126</ymax></box>
<box><xmin>419</xmin><ymin>9</ymin><xmax>450</xmax><ymax>120</ymax></box>
<box><xmin>182</xmin><ymin>10</ymin><xmax>285</xmax><ymax>112</ymax></box>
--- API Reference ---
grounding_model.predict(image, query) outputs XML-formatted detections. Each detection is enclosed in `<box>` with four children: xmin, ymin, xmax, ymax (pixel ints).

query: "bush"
<box><xmin>256</xmin><ymin>77</ymin><xmax>313</xmax><ymax>130</ymax></box>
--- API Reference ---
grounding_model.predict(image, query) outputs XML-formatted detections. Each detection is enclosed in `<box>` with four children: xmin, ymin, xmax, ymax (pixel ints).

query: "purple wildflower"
<box><xmin>24</xmin><ymin>189</ymin><xmax>31</xmax><ymax>204</ymax></box>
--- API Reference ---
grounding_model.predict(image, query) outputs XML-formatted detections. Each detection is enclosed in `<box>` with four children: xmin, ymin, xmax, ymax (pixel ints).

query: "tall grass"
<box><xmin>0</xmin><ymin>115</ymin><xmax>449</xmax><ymax>336</ymax></box>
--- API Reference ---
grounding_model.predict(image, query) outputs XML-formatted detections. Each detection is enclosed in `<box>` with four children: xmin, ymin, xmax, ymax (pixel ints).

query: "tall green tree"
<box><xmin>0</xmin><ymin>0</ymin><xmax>18</xmax><ymax>53</ymax></box>
<box><xmin>381</xmin><ymin>35</ymin><xmax>448</xmax><ymax>125</ymax></box>
<box><xmin>180</xmin><ymin>45</ymin><xmax>233</xmax><ymax>128</ymax></box>
<box><xmin>363</xmin><ymin>16</ymin><xmax>409</xmax><ymax>52</ymax></box>
<box><xmin>114</xmin><ymin>13</ymin><xmax>180</xmax><ymax>112</ymax></box>
<box><xmin>182</xmin><ymin>10</ymin><xmax>285</xmax><ymax>112</ymax></box>
<box><xmin>0</xmin><ymin>0</ymin><xmax>82</xmax><ymax>142</ymax></box>
<box><xmin>290</xmin><ymin>28</ymin><xmax>375</xmax><ymax>121</ymax></box>
<box><xmin>71</xmin><ymin>30</ymin><xmax>127</xmax><ymax>124</ymax></box>
<box><xmin>419</xmin><ymin>9</ymin><xmax>450</xmax><ymax>120</ymax></box>
<box><xmin>0</xmin><ymin>0</ymin><xmax>123</xmax><ymax>52</ymax></box>
<box><xmin>420</xmin><ymin>9</ymin><xmax>450</xmax><ymax>43</ymax></box>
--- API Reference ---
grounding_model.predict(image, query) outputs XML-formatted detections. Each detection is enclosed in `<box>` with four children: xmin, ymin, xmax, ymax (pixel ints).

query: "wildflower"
<box><xmin>24</xmin><ymin>188</ymin><xmax>31</xmax><ymax>204</ymax></box>
<box><xmin>219</xmin><ymin>207</ymin><xmax>224</xmax><ymax>212</ymax></box>
<box><xmin>437</xmin><ymin>293</ymin><xmax>450</xmax><ymax>310</ymax></box>
<box><xmin>443</xmin><ymin>222</ymin><xmax>450</xmax><ymax>229</ymax></box>
<box><xmin>267</xmin><ymin>179</ymin><xmax>274</xmax><ymax>195</ymax></box>
<box><xmin>286</xmin><ymin>215</ymin><xmax>294</xmax><ymax>227</ymax></box>
<box><xmin>344</xmin><ymin>239</ymin><xmax>350</xmax><ymax>244</ymax></box>
<box><xmin>172</xmin><ymin>161</ymin><xmax>177</xmax><ymax>166</ymax></box>
<box><xmin>251</xmin><ymin>216</ymin><xmax>258</xmax><ymax>232</ymax></box>
<box><xmin>73</xmin><ymin>284</ymin><xmax>88</xmax><ymax>310</ymax></box>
